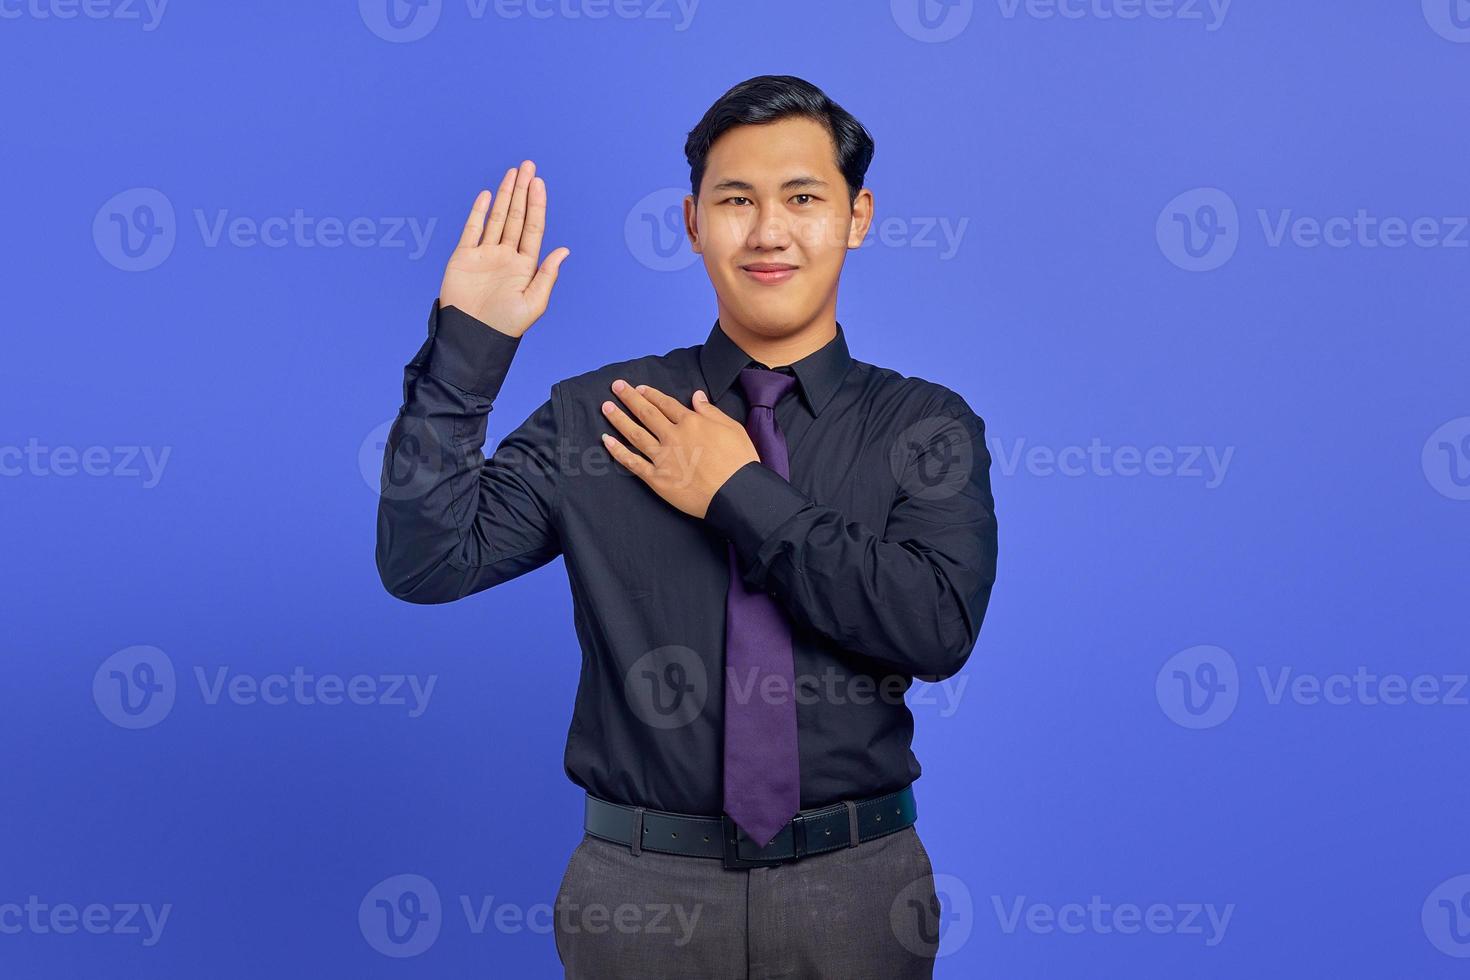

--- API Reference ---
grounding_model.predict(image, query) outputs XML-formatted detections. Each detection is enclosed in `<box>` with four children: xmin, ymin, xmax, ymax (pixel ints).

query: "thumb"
<box><xmin>693</xmin><ymin>390</ymin><xmax>729</xmax><ymax>419</ymax></box>
<box><xmin>525</xmin><ymin>246</ymin><xmax>570</xmax><ymax>311</ymax></box>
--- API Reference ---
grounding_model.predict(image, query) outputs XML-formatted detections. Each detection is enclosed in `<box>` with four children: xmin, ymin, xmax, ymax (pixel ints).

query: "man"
<box><xmin>376</xmin><ymin>74</ymin><xmax>998</xmax><ymax>979</ymax></box>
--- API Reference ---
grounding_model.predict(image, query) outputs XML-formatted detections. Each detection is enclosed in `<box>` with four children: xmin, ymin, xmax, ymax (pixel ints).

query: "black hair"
<box><xmin>684</xmin><ymin>74</ymin><xmax>875</xmax><ymax>210</ymax></box>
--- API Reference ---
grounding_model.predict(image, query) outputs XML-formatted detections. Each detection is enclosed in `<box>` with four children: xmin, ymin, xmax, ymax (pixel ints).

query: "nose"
<box><xmin>745</xmin><ymin>201</ymin><xmax>793</xmax><ymax>250</ymax></box>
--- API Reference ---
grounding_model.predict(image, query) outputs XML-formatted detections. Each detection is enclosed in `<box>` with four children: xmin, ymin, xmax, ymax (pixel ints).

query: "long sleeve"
<box><xmin>375</xmin><ymin>299</ymin><xmax>563</xmax><ymax>603</ymax></box>
<box><xmin>703</xmin><ymin>399</ymin><xmax>998</xmax><ymax>681</ymax></box>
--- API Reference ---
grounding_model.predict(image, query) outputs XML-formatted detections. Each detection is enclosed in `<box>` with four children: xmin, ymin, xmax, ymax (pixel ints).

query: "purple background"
<box><xmin>3</xmin><ymin>0</ymin><xmax>1469</xmax><ymax>976</ymax></box>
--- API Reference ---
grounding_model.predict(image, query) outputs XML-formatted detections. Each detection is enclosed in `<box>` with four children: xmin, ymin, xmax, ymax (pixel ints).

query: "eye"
<box><xmin>792</xmin><ymin>194</ymin><xmax>815</xmax><ymax>205</ymax></box>
<box><xmin>722</xmin><ymin>196</ymin><xmax>750</xmax><ymax>206</ymax></box>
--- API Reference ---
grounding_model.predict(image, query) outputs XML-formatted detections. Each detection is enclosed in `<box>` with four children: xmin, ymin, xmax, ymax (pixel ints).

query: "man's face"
<box><xmin>684</xmin><ymin>115</ymin><xmax>873</xmax><ymax>338</ymax></box>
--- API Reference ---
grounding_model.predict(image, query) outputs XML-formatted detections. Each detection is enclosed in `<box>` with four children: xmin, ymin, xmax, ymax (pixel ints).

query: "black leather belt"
<box><xmin>584</xmin><ymin>784</ymin><xmax>917</xmax><ymax>871</ymax></box>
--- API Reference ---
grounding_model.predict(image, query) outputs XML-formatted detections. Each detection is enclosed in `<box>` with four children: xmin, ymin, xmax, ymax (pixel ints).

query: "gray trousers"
<box><xmin>552</xmin><ymin>822</ymin><xmax>941</xmax><ymax>979</ymax></box>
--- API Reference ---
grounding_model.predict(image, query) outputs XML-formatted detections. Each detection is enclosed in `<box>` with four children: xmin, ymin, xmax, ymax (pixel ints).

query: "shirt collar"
<box><xmin>698</xmin><ymin>318</ymin><xmax>852</xmax><ymax>418</ymax></box>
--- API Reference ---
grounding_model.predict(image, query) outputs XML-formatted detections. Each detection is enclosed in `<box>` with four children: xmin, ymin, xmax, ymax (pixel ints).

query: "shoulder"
<box><xmin>555</xmin><ymin>342</ymin><xmax>700</xmax><ymax>397</ymax></box>
<box><xmin>848</xmin><ymin>358</ymin><xmax>986</xmax><ymax>428</ymax></box>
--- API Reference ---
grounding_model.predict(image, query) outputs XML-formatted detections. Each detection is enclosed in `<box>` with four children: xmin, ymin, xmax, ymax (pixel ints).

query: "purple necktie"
<box><xmin>723</xmin><ymin>366</ymin><xmax>801</xmax><ymax>850</ymax></box>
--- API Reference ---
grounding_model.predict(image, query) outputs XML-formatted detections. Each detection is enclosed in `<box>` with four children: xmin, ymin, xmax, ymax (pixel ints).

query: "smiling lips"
<box><xmin>741</xmin><ymin>263</ymin><xmax>797</xmax><ymax>284</ymax></box>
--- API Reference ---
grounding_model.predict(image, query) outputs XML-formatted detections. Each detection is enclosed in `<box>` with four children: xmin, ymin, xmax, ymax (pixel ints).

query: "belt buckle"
<box><xmin>720</xmin><ymin>814</ymin><xmax>795</xmax><ymax>870</ymax></box>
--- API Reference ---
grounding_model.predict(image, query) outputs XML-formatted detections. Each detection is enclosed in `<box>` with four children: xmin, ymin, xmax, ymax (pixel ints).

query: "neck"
<box><xmin>715</xmin><ymin>302</ymin><xmax>837</xmax><ymax>369</ymax></box>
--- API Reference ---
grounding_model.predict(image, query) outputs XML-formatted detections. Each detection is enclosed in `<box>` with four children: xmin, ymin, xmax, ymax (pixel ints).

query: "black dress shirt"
<box><xmin>376</xmin><ymin>300</ymin><xmax>998</xmax><ymax>816</ymax></box>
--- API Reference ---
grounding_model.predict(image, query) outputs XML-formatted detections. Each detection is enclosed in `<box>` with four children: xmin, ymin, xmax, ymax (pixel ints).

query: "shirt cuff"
<box><xmin>704</xmin><ymin>461</ymin><xmax>810</xmax><ymax>568</ymax></box>
<box><xmin>424</xmin><ymin>300</ymin><xmax>521</xmax><ymax>399</ymax></box>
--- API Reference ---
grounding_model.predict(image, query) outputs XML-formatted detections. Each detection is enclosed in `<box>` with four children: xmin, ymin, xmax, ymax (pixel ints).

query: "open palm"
<box><xmin>439</xmin><ymin>160</ymin><xmax>570</xmax><ymax>338</ymax></box>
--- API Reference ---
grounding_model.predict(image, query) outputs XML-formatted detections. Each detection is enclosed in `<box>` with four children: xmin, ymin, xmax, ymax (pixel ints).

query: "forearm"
<box><xmin>705</xmin><ymin>456</ymin><xmax>997</xmax><ymax>681</ymax></box>
<box><xmin>375</xmin><ymin>301</ymin><xmax>562</xmax><ymax>603</ymax></box>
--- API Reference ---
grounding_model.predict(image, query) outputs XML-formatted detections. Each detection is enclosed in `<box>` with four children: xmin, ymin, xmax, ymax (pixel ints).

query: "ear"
<box><xmin>684</xmin><ymin>194</ymin><xmax>702</xmax><ymax>254</ymax></box>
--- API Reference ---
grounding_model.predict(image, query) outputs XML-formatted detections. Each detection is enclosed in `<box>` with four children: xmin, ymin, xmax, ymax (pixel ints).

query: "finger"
<box><xmin>525</xmin><ymin>247</ymin><xmax>570</xmax><ymax>313</ymax></box>
<box><xmin>612</xmin><ymin>380</ymin><xmax>673</xmax><ymax>439</ymax></box>
<box><xmin>602</xmin><ymin>399</ymin><xmax>661</xmax><ymax>458</ymax></box>
<box><xmin>502</xmin><ymin>160</ymin><xmax>536</xmax><ymax>249</ymax></box>
<box><xmin>634</xmin><ymin>384</ymin><xmax>693</xmax><ymax>423</ymax></box>
<box><xmin>692</xmin><ymin>389</ymin><xmax>733</xmax><ymax>420</ymax></box>
<box><xmin>483</xmin><ymin>167</ymin><xmax>517</xmax><ymax>246</ymax></box>
<box><xmin>602</xmin><ymin>432</ymin><xmax>654</xmax><ymax>481</ymax></box>
<box><xmin>458</xmin><ymin>189</ymin><xmax>490</xmax><ymax>248</ymax></box>
<box><xmin>518</xmin><ymin>175</ymin><xmax>547</xmax><ymax>258</ymax></box>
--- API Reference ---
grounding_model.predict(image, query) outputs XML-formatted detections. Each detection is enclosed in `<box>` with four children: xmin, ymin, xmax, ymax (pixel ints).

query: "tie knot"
<box><xmin>737</xmin><ymin>366</ymin><xmax>797</xmax><ymax>410</ymax></box>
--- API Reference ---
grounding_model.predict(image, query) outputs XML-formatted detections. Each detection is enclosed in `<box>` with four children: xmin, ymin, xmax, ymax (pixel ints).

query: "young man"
<box><xmin>376</xmin><ymin>74</ymin><xmax>998</xmax><ymax>979</ymax></box>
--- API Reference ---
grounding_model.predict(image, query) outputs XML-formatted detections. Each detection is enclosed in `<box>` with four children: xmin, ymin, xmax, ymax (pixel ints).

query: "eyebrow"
<box><xmin>709</xmin><ymin>176</ymin><xmax>830</xmax><ymax>193</ymax></box>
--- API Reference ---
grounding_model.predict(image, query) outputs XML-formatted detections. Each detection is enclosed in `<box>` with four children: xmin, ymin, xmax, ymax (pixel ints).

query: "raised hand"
<box><xmin>438</xmin><ymin>160</ymin><xmax>571</xmax><ymax>338</ymax></box>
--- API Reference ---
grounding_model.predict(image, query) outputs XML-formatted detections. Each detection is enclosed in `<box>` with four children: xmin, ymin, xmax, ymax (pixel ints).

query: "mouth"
<box><xmin>740</xmin><ymin>263</ymin><xmax>797</xmax><ymax>285</ymax></box>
